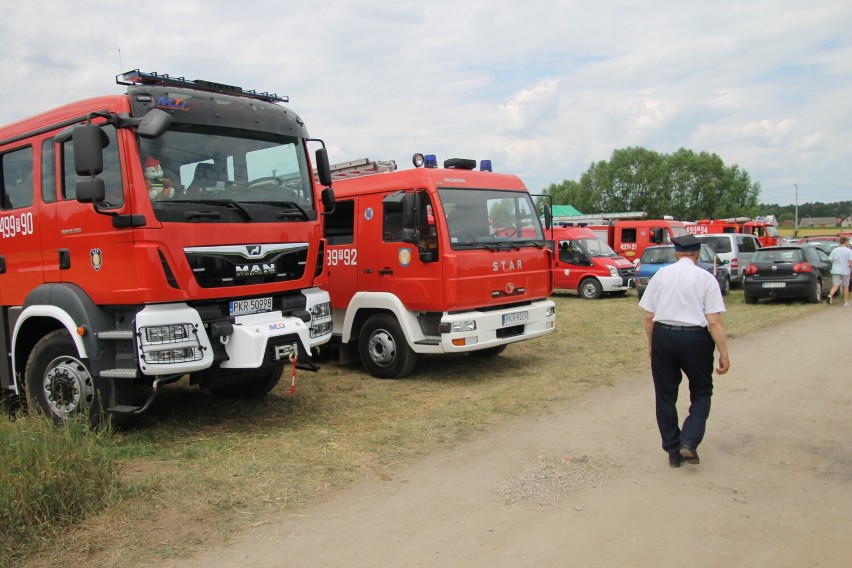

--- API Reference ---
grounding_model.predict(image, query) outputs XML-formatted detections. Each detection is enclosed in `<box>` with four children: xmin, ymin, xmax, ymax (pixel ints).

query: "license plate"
<box><xmin>762</xmin><ymin>282</ymin><xmax>785</xmax><ymax>288</ymax></box>
<box><xmin>502</xmin><ymin>311</ymin><xmax>528</xmax><ymax>326</ymax></box>
<box><xmin>229</xmin><ymin>296</ymin><xmax>273</xmax><ymax>315</ymax></box>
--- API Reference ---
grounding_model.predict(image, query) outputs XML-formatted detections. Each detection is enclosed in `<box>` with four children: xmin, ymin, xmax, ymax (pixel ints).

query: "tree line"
<box><xmin>544</xmin><ymin>147</ymin><xmax>761</xmax><ymax>220</ymax></box>
<box><xmin>761</xmin><ymin>201</ymin><xmax>852</xmax><ymax>224</ymax></box>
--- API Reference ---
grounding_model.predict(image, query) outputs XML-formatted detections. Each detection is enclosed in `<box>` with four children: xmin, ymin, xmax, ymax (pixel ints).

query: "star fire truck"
<box><xmin>322</xmin><ymin>156</ymin><xmax>556</xmax><ymax>378</ymax></box>
<box><xmin>685</xmin><ymin>217</ymin><xmax>779</xmax><ymax>247</ymax></box>
<box><xmin>0</xmin><ymin>70</ymin><xmax>336</xmax><ymax>426</ymax></box>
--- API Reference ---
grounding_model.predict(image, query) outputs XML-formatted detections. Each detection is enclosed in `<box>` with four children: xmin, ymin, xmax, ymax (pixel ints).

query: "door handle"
<box><xmin>378</xmin><ymin>268</ymin><xmax>393</xmax><ymax>276</ymax></box>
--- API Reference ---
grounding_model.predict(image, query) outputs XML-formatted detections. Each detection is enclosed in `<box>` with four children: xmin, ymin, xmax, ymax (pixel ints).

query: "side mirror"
<box><xmin>76</xmin><ymin>178</ymin><xmax>106</xmax><ymax>203</ymax></box>
<box><xmin>73</xmin><ymin>124</ymin><xmax>107</xmax><ymax>176</ymax></box>
<box><xmin>321</xmin><ymin>186</ymin><xmax>335</xmax><ymax>214</ymax></box>
<box><xmin>315</xmin><ymin>147</ymin><xmax>332</xmax><ymax>187</ymax></box>
<box><xmin>401</xmin><ymin>193</ymin><xmax>416</xmax><ymax>230</ymax></box>
<box><xmin>136</xmin><ymin>108</ymin><xmax>172</xmax><ymax>138</ymax></box>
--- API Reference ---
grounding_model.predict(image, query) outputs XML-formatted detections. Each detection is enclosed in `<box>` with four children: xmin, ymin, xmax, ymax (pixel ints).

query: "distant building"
<box><xmin>800</xmin><ymin>217</ymin><xmax>839</xmax><ymax>227</ymax></box>
<box><xmin>842</xmin><ymin>215</ymin><xmax>852</xmax><ymax>228</ymax></box>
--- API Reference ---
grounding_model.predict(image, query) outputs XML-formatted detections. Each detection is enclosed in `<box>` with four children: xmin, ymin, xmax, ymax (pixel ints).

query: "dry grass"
<box><xmin>17</xmin><ymin>289</ymin><xmax>820</xmax><ymax>568</ymax></box>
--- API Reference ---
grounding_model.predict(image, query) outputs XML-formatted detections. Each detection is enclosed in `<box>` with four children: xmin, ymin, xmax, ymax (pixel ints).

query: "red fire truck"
<box><xmin>686</xmin><ymin>217</ymin><xmax>779</xmax><ymax>247</ymax></box>
<box><xmin>587</xmin><ymin>219</ymin><xmax>689</xmax><ymax>262</ymax></box>
<box><xmin>323</xmin><ymin>156</ymin><xmax>556</xmax><ymax>378</ymax></box>
<box><xmin>551</xmin><ymin>225</ymin><xmax>635</xmax><ymax>299</ymax></box>
<box><xmin>0</xmin><ymin>70</ymin><xmax>335</xmax><ymax>426</ymax></box>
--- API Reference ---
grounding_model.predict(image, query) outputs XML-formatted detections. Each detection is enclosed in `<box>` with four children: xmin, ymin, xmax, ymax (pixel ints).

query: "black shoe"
<box><xmin>679</xmin><ymin>445</ymin><xmax>700</xmax><ymax>464</ymax></box>
<box><xmin>669</xmin><ymin>452</ymin><xmax>683</xmax><ymax>468</ymax></box>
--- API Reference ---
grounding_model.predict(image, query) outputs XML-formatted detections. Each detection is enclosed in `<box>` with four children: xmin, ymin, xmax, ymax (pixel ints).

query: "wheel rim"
<box><xmin>367</xmin><ymin>329</ymin><xmax>397</xmax><ymax>367</ymax></box>
<box><xmin>581</xmin><ymin>281</ymin><xmax>597</xmax><ymax>298</ymax></box>
<box><xmin>42</xmin><ymin>355</ymin><xmax>95</xmax><ymax>418</ymax></box>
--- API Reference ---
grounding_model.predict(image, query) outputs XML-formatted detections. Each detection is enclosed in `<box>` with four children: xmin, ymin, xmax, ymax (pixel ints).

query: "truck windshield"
<box><xmin>577</xmin><ymin>237</ymin><xmax>619</xmax><ymax>257</ymax></box>
<box><xmin>439</xmin><ymin>188</ymin><xmax>544</xmax><ymax>249</ymax></box>
<box><xmin>139</xmin><ymin>126</ymin><xmax>314</xmax><ymax>222</ymax></box>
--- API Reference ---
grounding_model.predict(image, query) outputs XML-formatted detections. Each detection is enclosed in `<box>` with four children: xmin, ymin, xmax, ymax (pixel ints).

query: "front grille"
<box><xmin>185</xmin><ymin>243</ymin><xmax>309</xmax><ymax>288</ymax></box>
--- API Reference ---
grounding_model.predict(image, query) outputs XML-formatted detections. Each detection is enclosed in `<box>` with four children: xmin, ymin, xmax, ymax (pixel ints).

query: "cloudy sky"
<box><xmin>2</xmin><ymin>1</ymin><xmax>851</xmax><ymax>207</ymax></box>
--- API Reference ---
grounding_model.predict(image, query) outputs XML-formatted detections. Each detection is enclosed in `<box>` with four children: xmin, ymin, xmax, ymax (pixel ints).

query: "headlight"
<box><xmin>451</xmin><ymin>320</ymin><xmax>477</xmax><ymax>332</ymax></box>
<box><xmin>310</xmin><ymin>301</ymin><xmax>332</xmax><ymax>319</ymax></box>
<box><xmin>608</xmin><ymin>266</ymin><xmax>619</xmax><ymax>278</ymax></box>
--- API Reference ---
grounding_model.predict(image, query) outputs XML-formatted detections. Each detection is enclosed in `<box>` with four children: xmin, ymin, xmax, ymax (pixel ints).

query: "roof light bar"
<box><xmin>443</xmin><ymin>158</ymin><xmax>476</xmax><ymax>170</ymax></box>
<box><xmin>115</xmin><ymin>69</ymin><xmax>288</xmax><ymax>104</ymax></box>
<box><xmin>480</xmin><ymin>160</ymin><xmax>492</xmax><ymax>172</ymax></box>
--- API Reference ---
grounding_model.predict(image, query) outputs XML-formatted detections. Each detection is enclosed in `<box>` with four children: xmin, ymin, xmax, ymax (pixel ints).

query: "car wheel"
<box><xmin>807</xmin><ymin>278</ymin><xmax>822</xmax><ymax>304</ymax></box>
<box><xmin>744</xmin><ymin>291</ymin><xmax>758</xmax><ymax>304</ymax></box>
<box><xmin>579</xmin><ymin>278</ymin><xmax>603</xmax><ymax>300</ymax></box>
<box><xmin>720</xmin><ymin>276</ymin><xmax>730</xmax><ymax>296</ymax></box>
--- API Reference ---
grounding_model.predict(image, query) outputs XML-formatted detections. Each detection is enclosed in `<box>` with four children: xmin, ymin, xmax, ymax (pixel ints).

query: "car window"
<box><xmin>737</xmin><ymin>235</ymin><xmax>757</xmax><ymax>252</ymax></box>
<box><xmin>699</xmin><ymin>245</ymin><xmax>712</xmax><ymax>263</ymax></box>
<box><xmin>641</xmin><ymin>247</ymin><xmax>675</xmax><ymax>264</ymax></box>
<box><xmin>754</xmin><ymin>249</ymin><xmax>802</xmax><ymax>263</ymax></box>
<box><xmin>699</xmin><ymin>236</ymin><xmax>732</xmax><ymax>254</ymax></box>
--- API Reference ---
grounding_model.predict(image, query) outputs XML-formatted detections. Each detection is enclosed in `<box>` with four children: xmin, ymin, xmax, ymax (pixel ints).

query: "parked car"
<box><xmin>742</xmin><ymin>245</ymin><xmax>832</xmax><ymax>304</ymax></box>
<box><xmin>635</xmin><ymin>244</ymin><xmax>731</xmax><ymax>299</ymax></box>
<box><xmin>694</xmin><ymin>233</ymin><xmax>761</xmax><ymax>286</ymax></box>
<box><xmin>794</xmin><ymin>236</ymin><xmax>840</xmax><ymax>255</ymax></box>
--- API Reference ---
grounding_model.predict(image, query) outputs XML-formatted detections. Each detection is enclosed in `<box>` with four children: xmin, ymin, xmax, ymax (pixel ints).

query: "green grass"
<box><xmin>8</xmin><ymin>289</ymin><xmax>823</xmax><ymax>568</ymax></box>
<box><xmin>0</xmin><ymin>415</ymin><xmax>118</xmax><ymax>567</ymax></box>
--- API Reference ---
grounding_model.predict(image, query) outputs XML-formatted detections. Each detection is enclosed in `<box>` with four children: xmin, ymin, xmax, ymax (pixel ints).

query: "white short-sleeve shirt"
<box><xmin>638</xmin><ymin>257</ymin><xmax>726</xmax><ymax>326</ymax></box>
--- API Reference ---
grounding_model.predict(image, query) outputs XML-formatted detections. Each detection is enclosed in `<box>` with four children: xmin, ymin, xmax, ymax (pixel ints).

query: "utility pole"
<box><xmin>794</xmin><ymin>183</ymin><xmax>799</xmax><ymax>238</ymax></box>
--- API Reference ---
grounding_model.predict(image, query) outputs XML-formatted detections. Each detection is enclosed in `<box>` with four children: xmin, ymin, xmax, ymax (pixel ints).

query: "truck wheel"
<box><xmin>579</xmin><ymin>278</ymin><xmax>603</xmax><ymax>300</ymax></box>
<box><xmin>359</xmin><ymin>314</ymin><xmax>418</xmax><ymax>379</ymax></box>
<box><xmin>208</xmin><ymin>364</ymin><xmax>284</xmax><ymax>398</ymax></box>
<box><xmin>25</xmin><ymin>329</ymin><xmax>103</xmax><ymax>427</ymax></box>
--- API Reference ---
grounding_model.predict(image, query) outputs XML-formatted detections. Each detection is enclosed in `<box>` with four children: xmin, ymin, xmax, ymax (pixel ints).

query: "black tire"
<box><xmin>25</xmin><ymin>329</ymin><xmax>104</xmax><ymax>427</ymax></box>
<box><xmin>469</xmin><ymin>345</ymin><xmax>507</xmax><ymax>358</ymax></box>
<box><xmin>208</xmin><ymin>364</ymin><xmax>284</xmax><ymax>398</ymax></box>
<box><xmin>807</xmin><ymin>279</ymin><xmax>822</xmax><ymax>304</ymax></box>
<box><xmin>720</xmin><ymin>276</ymin><xmax>731</xmax><ymax>296</ymax></box>
<box><xmin>358</xmin><ymin>314</ymin><xmax>418</xmax><ymax>379</ymax></box>
<box><xmin>744</xmin><ymin>291</ymin><xmax>758</xmax><ymax>304</ymax></box>
<box><xmin>579</xmin><ymin>278</ymin><xmax>603</xmax><ymax>300</ymax></box>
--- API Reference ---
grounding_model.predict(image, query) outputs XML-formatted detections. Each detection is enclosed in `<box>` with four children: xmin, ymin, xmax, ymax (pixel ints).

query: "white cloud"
<box><xmin>2</xmin><ymin>1</ymin><xmax>852</xmax><ymax>204</ymax></box>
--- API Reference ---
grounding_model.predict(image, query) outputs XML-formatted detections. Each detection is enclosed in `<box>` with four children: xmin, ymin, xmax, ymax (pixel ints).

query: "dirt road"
<box><xmin>161</xmin><ymin>306</ymin><xmax>852</xmax><ymax>568</ymax></box>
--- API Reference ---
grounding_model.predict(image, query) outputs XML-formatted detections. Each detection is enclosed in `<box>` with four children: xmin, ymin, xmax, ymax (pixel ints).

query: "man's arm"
<box><xmin>644</xmin><ymin>311</ymin><xmax>655</xmax><ymax>359</ymax></box>
<box><xmin>705</xmin><ymin>312</ymin><xmax>730</xmax><ymax>374</ymax></box>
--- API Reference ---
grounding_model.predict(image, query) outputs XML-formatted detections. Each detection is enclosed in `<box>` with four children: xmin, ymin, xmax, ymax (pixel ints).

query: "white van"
<box><xmin>695</xmin><ymin>233</ymin><xmax>761</xmax><ymax>285</ymax></box>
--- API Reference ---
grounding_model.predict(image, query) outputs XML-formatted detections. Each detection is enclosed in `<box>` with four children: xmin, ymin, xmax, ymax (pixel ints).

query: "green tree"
<box><xmin>545</xmin><ymin>147</ymin><xmax>761</xmax><ymax>219</ymax></box>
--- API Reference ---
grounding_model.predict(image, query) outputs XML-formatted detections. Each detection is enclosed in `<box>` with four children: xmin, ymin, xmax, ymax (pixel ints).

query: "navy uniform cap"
<box><xmin>672</xmin><ymin>234</ymin><xmax>702</xmax><ymax>251</ymax></box>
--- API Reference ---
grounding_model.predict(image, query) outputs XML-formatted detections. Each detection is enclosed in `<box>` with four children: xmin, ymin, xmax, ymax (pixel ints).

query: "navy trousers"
<box><xmin>650</xmin><ymin>326</ymin><xmax>715</xmax><ymax>455</ymax></box>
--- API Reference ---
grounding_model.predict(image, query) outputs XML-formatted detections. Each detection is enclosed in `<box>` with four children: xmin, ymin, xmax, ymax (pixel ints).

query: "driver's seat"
<box><xmin>187</xmin><ymin>163</ymin><xmax>221</xmax><ymax>195</ymax></box>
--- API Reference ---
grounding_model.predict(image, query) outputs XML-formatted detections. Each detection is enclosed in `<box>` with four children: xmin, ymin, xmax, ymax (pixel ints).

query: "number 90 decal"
<box><xmin>327</xmin><ymin>248</ymin><xmax>358</xmax><ymax>266</ymax></box>
<box><xmin>1</xmin><ymin>212</ymin><xmax>34</xmax><ymax>239</ymax></box>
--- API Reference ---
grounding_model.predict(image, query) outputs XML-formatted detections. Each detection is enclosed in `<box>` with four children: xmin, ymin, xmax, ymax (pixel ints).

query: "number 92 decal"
<box><xmin>1</xmin><ymin>212</ymin><xmax>34</xmax><ymax>238</ymax></box>
<box><xmin>327</xmin><ymin>248</ymin><xmax>358</xmax><ymax>266</ymax></box>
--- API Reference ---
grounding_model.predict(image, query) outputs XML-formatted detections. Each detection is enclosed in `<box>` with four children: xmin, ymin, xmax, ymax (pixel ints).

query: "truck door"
<box><xmin>555</xmin><ymin>238</ymin><xmax>583</xmax><ymax>289</ymax></box>
<box><xmin>324</xmin><ymin>197</ymin><xmax>362</xmax><ymax>308</ymax></box>
<box><xmin>53</xmin><ymin>126</ymin><xmax>138</xmax><ymax>302</ymax></box>
<box><xmin>378</xmin><ymin>189</ymin><xmax>442</xmax><ymax>310</ymax></box>
<box><xmin>0</xmin><ymin>145</ymin><xmax>42</xmax><ymax>306</ymax></box>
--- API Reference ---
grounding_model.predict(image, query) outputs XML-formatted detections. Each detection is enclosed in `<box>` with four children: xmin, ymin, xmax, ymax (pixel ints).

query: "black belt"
<box><xmin>654</xmin><ymin>323</ymin><xmax>706</xmax><ymax>331</ymax></box>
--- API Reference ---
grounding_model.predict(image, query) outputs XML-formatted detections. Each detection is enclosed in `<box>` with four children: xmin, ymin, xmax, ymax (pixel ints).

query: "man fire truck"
<box><xmin>0</xmin><ymin>70</ymin><xmax>335</xmax><ymax>426</ymax></box>
<box><xmin>686</xmin><ymin>217</ymin><xmax>779</xmax><ymax>246</ymax></box>
<box><xmin>322</xmin><ymin>155</ymin><xmax>556</xmax><ymax>378</ymax></box>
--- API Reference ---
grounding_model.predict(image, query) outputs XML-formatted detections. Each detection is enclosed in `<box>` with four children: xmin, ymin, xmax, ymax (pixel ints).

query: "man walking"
<box><xmin>638</xmin><ymin>235</ymin><xmax>731</xmax><ymax>468</ymax></box>
<box><xmin>827</xmin><ymin>236</ymin><xmax>852</xmax><ymax>306</ymax></box>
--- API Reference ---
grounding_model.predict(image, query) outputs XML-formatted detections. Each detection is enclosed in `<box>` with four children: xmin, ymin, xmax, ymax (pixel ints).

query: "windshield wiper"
<box><xmin>242</xmin><ymin>200</ymin><xmax>311</xmax><ymax>221</ymax></box>
<box><xmin>169</xmin><ymin>199</ymin><xmax>254</xmax><ymax>221</ymax></box>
